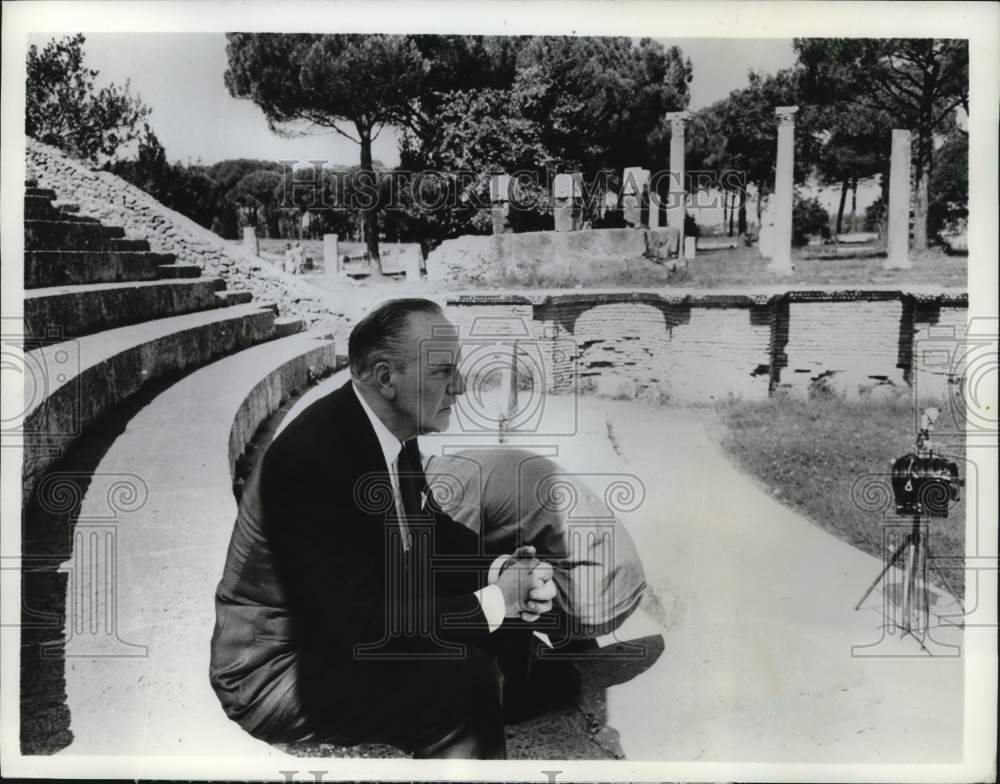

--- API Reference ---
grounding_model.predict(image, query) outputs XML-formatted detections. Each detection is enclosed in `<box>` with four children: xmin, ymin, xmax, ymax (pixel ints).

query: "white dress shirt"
<box><xmin>352</xmin><ymin>383</ymin><xmax>506</xmax><ymax>632</ymax></box>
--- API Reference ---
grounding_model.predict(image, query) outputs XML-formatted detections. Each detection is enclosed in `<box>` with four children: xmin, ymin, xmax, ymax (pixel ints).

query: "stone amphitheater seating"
<box><xmin>19</xmin><ymin>179</ymin><xmax>345</xmax><ymax>758</ymax></box>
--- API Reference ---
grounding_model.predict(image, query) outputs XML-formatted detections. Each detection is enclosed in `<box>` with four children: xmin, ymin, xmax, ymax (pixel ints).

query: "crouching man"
<box><xmin>210</xmin><ymin>298</ymin><xmax>554</xmax><ymax>758</ymax></box>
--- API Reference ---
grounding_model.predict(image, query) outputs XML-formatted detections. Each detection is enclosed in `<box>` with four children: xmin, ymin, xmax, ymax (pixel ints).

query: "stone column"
<box><xmin>768</xmin><ymin>106</ymin><xmax>798</xmax><ymax>275</ymax></box>
<box><xmin>403</xmin><ymin>244</ymin><xmax>423</xmax><ymax>282</ymax></box>
<box><xmin>242</xmin><ymin>226</ymin><xmax>259</xmax><ymax>256</ymax></box>
<box><xmin>490</xmin><ymin>174</ymin><xmax>512</xmax><ymax>234</ymax></box>
<box><xmin>622</xmin><ymin>167</ymin><xmax>650</xmax><ymax>229</ymax></box>
<box><xmin>684</xmin><ymin>236</ymin><xmax>697</xmax><ymax>260</ymax></box>
<box><xmin>885</xmin><ymin>129</ymin><xmax>912</xmax><ymax>269</ymax></box>
<box><xmin>323</xmin><ymin>233</ymin><xmax>339</xmax><ymax>275</ymax></box>
<box><xmin>665</xmin><ymin>111</ymin><xmax>690</xmax><ymax>242</ymax></box>
<box><xmin>648</xmin><ymin>192</ymin><xmax>661</xmax><ymax>229</ymax></box>
<box><xmin>553</xmin><ymin>172</ymin><xmax>583</xmax><ymax>232</ymax></box>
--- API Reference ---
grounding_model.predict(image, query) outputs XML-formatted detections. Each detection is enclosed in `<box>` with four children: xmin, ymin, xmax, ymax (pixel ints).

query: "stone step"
<box><xmin>156</xmin><ymin>263</ymin><xmax>202</xmax><ymax>279</ymax></box>
<box><xmin>25</xmin><ymin>194</ymin><xmax>60</xmax><ymax>220</ymax></box>
<box><xmin>25</xmin><ymin>200</ymin><xmax>101</xmax><ymax>224</ymax></box>
<box><xmin>24</xmin><ymin>278</ymin><xmax>225</xmax><ymax>341</ymax></box>
<box><xmin>54</xmin><ymin>212</ymin><xmax>101</xmax><ymax>225</ymax></box>
<box><xmin>25</xmin><ymin>250</ymin><xmax>176</xmax><ymax>288</ymax></box>
<box><xmin>20</xmin><ymin>333</ymin><xmax>342</xmax><ymax>756</ymax></box>
<box><xmin>21</xmin><ymin>303</ymin><xmax>278</xmax><ymax>506</ymax></box>
<box><xmin>55</xmin><ymin>202</ymin><xmax>80</xmax><ymax>213</ymax></box>
<box><xmin>25</xmin><ymin>186</ymin><xmax>56</xmax><ymax>200</ymax></box>
<box><xmin>216</xmin><ymin>290</ymin><xmax>254</xmax><ymax>307</ymax></box>
<box><xmin>274</xmin><ymin>316</ymin><xmax>305</xmax><ymax>337</ymax></box>
<box><xmin>24</xmin><ymin>219</ymin><xmax>126</xmax><ymax>250</ymax></box>
<box><xmin>26</xmin><ymin>231</ymin><xmax>150</xmax><ymax>253</ymax></box>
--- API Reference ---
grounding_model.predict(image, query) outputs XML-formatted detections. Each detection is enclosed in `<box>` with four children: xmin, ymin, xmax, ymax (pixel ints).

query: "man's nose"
<box><xmin>449</xmin><ymin>369</ymin><xmax>466</xmax><ymax>396</ymax></box>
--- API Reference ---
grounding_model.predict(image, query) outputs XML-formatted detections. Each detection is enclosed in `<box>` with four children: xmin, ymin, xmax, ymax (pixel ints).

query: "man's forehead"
<box><xmin>405</xmin><ymin>312</ymin><xmax>460</xmax><ymax>361</ymax></box>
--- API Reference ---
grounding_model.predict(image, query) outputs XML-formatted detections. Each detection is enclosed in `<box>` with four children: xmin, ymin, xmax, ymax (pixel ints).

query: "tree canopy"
<box><xmin>795</xmin><ymin>38</ymin><xmax>968</xmax><ymax>249</ymax></box>
<box><xmin>26</xmin><ymin>34</ymin><xmax>149</xmax><ymax>162</ymax></box>
<box><xmin>224</xmin><ymin>33</ymin><xmax>429</xmax><ymax>267</ymax></box>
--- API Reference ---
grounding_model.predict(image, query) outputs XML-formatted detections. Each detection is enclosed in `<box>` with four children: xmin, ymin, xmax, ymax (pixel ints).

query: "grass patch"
<box><xmin>715</xmin><ymin>393</ymin><xmax>966</xmax><ymax>598</ymax></box>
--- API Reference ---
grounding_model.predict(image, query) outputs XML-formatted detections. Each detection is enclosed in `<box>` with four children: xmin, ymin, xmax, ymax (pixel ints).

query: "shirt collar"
<box><xmin>352</xmin><ymin>381</ymin><xmax>405</xmax><ymax>470</ymax></box>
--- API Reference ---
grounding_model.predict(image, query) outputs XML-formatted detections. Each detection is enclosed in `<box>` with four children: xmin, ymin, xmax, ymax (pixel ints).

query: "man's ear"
<box><xmin>371</xmin><ymin>361</ymin><xmax>396</xmax><ymax>399</ymax></box>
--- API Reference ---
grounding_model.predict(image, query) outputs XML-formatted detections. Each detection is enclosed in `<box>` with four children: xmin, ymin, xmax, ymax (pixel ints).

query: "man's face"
<box><xmin>393</xmin><ymin>311</ymin><xmax>465</xmax><ymax>435</ymax></box>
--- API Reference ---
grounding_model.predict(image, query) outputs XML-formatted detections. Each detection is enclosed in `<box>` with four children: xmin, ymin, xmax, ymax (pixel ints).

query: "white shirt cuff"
<box><xmin>473</xmin><ymin>584</ymin><xmax>506</xmax><ymax>633</ymax></box>
<box><xmin>488</xmin><ymin>553</ymin><xmax>510</xmax><ymax>585</ymax></box>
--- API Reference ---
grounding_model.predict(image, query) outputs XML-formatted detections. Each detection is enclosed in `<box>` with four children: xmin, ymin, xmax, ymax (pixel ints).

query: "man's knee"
<box><xmin>450</xmin><ymin>645</ymin><xmax>503</xmax><ymax>709</ymax></box>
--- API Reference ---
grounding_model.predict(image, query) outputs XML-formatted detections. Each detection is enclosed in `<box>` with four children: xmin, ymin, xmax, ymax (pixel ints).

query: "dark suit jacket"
<box><xmin>209</xmin><ymin>380</ymin><xmax>493</xmax><ymax>741</ymax></box>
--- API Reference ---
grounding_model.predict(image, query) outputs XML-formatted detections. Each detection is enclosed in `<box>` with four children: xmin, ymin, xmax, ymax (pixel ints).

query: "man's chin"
<box><xmin>434</xmin><ymin>408</ymin><xmax>453</xmax><ymax>432</ymax></box>
<box><xmin>419</xmin><ymin>409</ymin><xmax>453</xmax><ymax>435</ymax></box>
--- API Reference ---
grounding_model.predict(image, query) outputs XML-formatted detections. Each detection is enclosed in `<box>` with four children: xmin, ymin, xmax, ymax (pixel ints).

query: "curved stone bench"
<box><xmin>25</xmin><ymin>250</ymin><xmax>176</xmax><ymax>288</ymax></box>
<box><xmin>24</xmin><ymin>278</ymin><xmax>226</xmax><ymax>340</ymax></box>
<box><xmin>26</xmin><ymin>331</ymin><xmax>342</xmax><ymax>759</ymax></box>
<box><xmin>21</xmin><ymin>303</ymin><xmax>277</xmax><ymax>507</ymax></box>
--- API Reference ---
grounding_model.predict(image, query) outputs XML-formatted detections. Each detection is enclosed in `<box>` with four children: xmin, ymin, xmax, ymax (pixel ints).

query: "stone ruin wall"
<box><xmin>445</xmin><ymin>294</ymin><xmax>968</xmax><ymax>405</ymax></box>
<box><xmin>426</xmin><ymin>228</ymin><xmax>678</xmax><ymax>287</ymax></box>
<box><xmin>25</xmin><ymin>139</ymin><xmax>349</xmax><ymax>338</ymax></box>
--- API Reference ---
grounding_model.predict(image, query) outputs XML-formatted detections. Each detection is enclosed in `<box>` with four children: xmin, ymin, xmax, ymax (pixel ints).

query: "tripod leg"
<box><xmin>925</xmin><ymin>542</ymin><xmax>966</xmax><ymax>616</ymax></box>
<box><xmin>902</xmin><ymin>523</ymin><xmax>929</xmax><ymax>636</ymax></box>
<box><xmin>854</xmin><ymin>535</ymin><xmax>911</xmax><ymax>611</ymax></box>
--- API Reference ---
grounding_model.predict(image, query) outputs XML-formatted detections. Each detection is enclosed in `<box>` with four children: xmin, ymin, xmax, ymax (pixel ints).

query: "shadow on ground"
<box><xmin>20</xmin><ymin>373</ymin><xmax>190</xmax><ymax>754</ymax></box>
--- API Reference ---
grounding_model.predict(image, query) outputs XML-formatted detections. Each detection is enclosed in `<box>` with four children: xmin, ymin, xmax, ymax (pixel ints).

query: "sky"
<box><xmin>48</xmin><ymin>33</ymin><xmax>797</xmax><ymax>168</ymax></box>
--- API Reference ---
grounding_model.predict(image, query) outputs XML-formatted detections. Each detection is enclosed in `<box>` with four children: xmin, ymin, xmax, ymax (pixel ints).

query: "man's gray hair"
<box><xmin>348</xmin><ymin>298</ymin><xmax>444</xmax><ymax>379</ymax></box>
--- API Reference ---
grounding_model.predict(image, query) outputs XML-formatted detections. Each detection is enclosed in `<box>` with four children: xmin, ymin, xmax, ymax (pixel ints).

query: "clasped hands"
<box><xmin>495</xmin><ymin>545</ymin><xmax>556</xmax><ymax>622</ymax></box>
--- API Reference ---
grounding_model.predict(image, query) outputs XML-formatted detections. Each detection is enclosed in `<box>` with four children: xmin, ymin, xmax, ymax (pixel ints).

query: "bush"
<box><xmin>792</xmin><ymin>196</ymin><xmax>831</xmax><ymax>246</ymax></box>
<box><xmin>863</xmin><ymin>197</ymin><xmax>886</xmax><ymax>233</ymax></box>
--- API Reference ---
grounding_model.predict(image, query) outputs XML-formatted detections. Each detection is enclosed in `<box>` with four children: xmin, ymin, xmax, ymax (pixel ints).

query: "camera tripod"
<box><xmin>854</xmin><ymin>513</ymin><xmax>965</xmax><ymax>648</ymax></box>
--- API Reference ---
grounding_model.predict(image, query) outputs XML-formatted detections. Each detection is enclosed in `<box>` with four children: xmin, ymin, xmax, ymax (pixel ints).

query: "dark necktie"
<box><xmin>396</xmin><ymin>439</ymin><xmax>430</xmax><ymax>551</ymax></box>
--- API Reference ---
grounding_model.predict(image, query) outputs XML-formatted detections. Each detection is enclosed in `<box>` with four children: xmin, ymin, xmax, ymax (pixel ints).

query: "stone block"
<box><xmin>622</xmin><ymin>194</ymin><xmax>643</xmax><ymax>229</ymax></box>
<box><xmin>402</xmin><ymin>244</ymin><xmax>423</xmax><ymax>282</ymax></box>
<box><xmin>553</xmin><ymin>203</ymin><xmax>577</xmax><ymax>232</ymax></box>
<box><xmin>25</xmin><ymin>219</ymin><xmax>125</xmax><ymax>251</ymax></box>
<box><xmin>684</xmin><ymin>237</ymin><xmax>697</xmax><ymax>260</ymax></box>
<box><xmin>21</xmin><ymin>304</ymin><xmax>276</xmax><ymax>506</ymax></box>
<box><xmin>490</xmin><ymin>174</ymin><xmax>512</xmax><ymax>203</ymax></box>
<box><xmin>274</xmin><ymin>316</ymin><xmax>305</xmax><ymax>337</ymax></box>
<box><xmin>24</xmin><ymin>279</ymin><xmax>224</xmax><ymax>340</ymax></box>
<box><xmin>491</xmin><ymin>204</ymin><xmax>511</xmax><ymax>235</ymax></box>
<box><xmin>216</xmin><ymin>290</ymin><xmax>254</xmax><ymax>306</ymax></box>
<box><xmin>622</xmin><ymin>167</ymin><xmax>650</xmax><ymax>195</ymax></box>
<box><xmin>25</xmin><ymin>194</ymin><xmax>60</xmax><ymax>220</ymax></box>
<box><xmin>156</xmin><ymin>263</ymin><xmax>202</xmax><ymax>279</ymax></box>
<box><xmin>646</xmin><ymin>228</ymin><xmax>680</xmax><ymax>259</ymax></box>
<box><xmin>25</xmin><ymin>250</ymin><xmax>174</xmax><ymax>288</ymax></box>
<box><xmin>323</xmin><ymin>233</ymin><xmax>339</xmax><ymax>275</ymax></box>
<box><xmin>242</xmin><ymin>226</ymin><xmax>259</xmax><ymax>255</ymax></box>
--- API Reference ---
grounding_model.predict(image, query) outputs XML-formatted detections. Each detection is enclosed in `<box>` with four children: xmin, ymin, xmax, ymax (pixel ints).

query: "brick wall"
<box><xmin>446</xmin><ymin>292</ymin><xmax>968</xmax><ymax>404</ymax></box>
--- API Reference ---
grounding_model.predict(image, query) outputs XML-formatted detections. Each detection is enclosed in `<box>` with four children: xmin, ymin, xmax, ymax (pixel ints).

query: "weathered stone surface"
<box><xmin>274</xmin><ymin>316</ymin><xmax>305</xmax><ymax>337</ymax></box>
<box><xmin>227</xmin><ymin>334</ymin><xmax>344</xmax><ymax>473</ymax></box>
<box><xmin>216</xmin><ymin>290</ymin><xmax>254</xmax><ymax>306</ymax></box>
<box><xmin>25</xmin><ymin>250</ymin><xmax>174</xmax><ymax>288</ymax></box>
<box><xmin>443</xmin><ymin>290</ymin><xmax>969</xmax><ymax>404</ymax></box>
<box><xmin>26</xmin><ymin>139</ymin><xmax>347</xmax><ymax>332</ymax></box>
<box><xmin>427</xmin><ymin>228</ymin><xmax>655</xmax><ymax>285</ymax></box>
<box><xmin>156</xmin><ymin>263</ymin><xmax>202</xmax><ymax>279</ymax></box>
<box><xmin>646</xmin><ymin>227</ymin><xmax>680</xmax><ymax>259</ymax></box>
<box><xmin>21</xmin><ymin>304</ymin><xmax>276</xmax><ymax>506</ymax></box>
<box><xmin>25</xmin><ymin>219</ymin><xmax>125</xmax><ymax>250</ymax></box>
<box><xmin>23</xmin><ymin>333</ymin><xmax>342</xmax><ymax>757</ymax></box>
<box><xmin>886</xmin><ymin>129</ymin><xmax>912</xmax><ymax>269</ymax></box>
<box><xmin>24</xmin><ymin>279</ymin><xmax>224</xmax><ymax>339</ymax></box>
